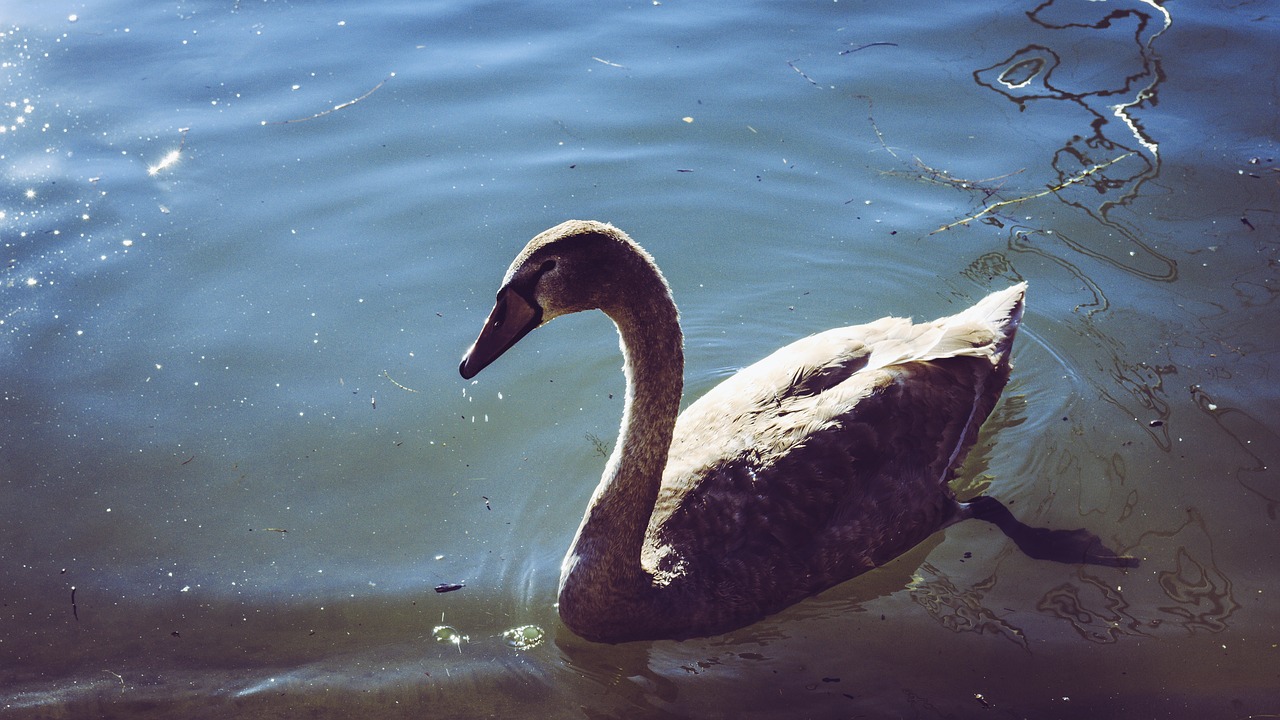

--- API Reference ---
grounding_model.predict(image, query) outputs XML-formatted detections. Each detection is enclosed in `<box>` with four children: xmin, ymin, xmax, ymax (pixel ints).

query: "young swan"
<box><xmin>460</xmin><ymin>220</ymin><xmax>1126</xmax><ymax>643</ymax></box>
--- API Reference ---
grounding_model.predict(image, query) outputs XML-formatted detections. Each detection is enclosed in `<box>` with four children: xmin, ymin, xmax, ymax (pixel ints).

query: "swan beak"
<box><xmin>459</xmin><ymin>288</ymin><xmax>543</xmax><ymax>379</ymax></box>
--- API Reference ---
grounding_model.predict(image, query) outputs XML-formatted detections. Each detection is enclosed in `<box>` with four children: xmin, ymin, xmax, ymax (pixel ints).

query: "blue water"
<box><xmin>3</xmin><ymin>1</ymin><xmax>1278</xmax><ymax>717</ymax></box>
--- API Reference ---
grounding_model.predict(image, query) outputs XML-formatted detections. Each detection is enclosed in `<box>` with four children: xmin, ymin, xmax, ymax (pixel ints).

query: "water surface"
<box><xmin>2</xmin><ymin>1</ymin><xmax>1278</xmax><ymax>717</ymax></box>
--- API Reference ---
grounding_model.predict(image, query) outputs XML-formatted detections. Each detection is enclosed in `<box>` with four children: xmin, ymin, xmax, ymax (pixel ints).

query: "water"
<box><xmin>2</xmin><ymin>1</ymin><xmax>1277</xmax><ymax>717</ymax></box>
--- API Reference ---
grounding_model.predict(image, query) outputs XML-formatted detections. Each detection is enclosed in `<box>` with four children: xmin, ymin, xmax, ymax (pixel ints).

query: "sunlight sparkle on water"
<box><xmin>147</xmin><ymin>149</ymin><xmax>182</xmax><ymax>176</ymax></box>
<box><xmin>501</xmin><ymin>625</ymin><xmax>546</xmax><ymax>650</ymax></box>
<box><xmin>432</xmin><ymin>625</ymin><xmax>468</xmax><ymax>653</ymax></box>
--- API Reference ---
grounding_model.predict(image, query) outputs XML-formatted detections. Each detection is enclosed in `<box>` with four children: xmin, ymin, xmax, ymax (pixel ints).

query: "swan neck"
<box><xmin>611</xmin><ymin>297</ymin><xmax>684</xmax><ymax>491</ymax></box>
<box><xmin>560</xmin><ymin>268</ymin><xmax>683</xmax><ymax>610</ymax></box>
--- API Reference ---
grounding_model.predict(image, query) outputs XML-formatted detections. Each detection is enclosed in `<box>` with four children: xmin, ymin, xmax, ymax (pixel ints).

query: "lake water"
<box><xmin>2</xmin><ymin>1</ymin><xmax>1277</xmax><ymax>717</ymax></box>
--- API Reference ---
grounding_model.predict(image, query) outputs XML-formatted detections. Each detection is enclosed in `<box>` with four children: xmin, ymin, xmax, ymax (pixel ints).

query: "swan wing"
<box><xmin>645</xmin><ymin>285</ymin><xmax>1025</xmax><ymax>597</ymax></box>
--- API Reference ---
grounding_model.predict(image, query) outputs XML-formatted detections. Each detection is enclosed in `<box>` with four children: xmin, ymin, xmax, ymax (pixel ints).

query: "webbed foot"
<box><xmin>963</xmin><ymin>495</ymin><xmax>1139</xmax><ymax>568</ymax></box>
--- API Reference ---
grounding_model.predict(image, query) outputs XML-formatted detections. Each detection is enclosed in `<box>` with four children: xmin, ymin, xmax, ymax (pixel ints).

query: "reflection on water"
<box><xmin>908</xmin><ymin>562</ymin><xmax>1030</xmax><ymax>649</ymax></box>
<box><xmin>1040</xmin><ymin>507</ymin><xmax>1239</xmax><ymax>643</ymax></box>
<box><xmin>1191</xmin><ymin>384</ymin><xmax>1280</xmax><ymax>516</ymax></box>
<box><xmin>970</xmin><ymin>0</ymin><xmax>1176</xmax><ymax>282</ymax></box>
<box><xmin>554</xmin><ymin>635</ymin><xmax>688</xmax><ymax>719</ymax></box>
<box><xmin>1038</xmin><ymin>573</ymin><xmax>1142</xmax><ymax>644</ymax></box>
<box><xmin>1158</xmin><ymin>546</ymin><xmax>1237</xmax><ymax>634</ymax></box>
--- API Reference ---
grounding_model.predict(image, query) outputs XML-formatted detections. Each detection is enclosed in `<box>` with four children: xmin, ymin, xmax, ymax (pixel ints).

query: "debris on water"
<box><xmin>434</xmin><ymin>582</ymin><xmax>464</xmax><ymax>593</ymax></box>
<box><xmin>1148</xmin><ymin>419</ymin><xmax>1164</xmax><ymax>427</ymax></box>
<box><xmin>839</xmin><ymin>41</ymin><xmax>898</xmax><ymax>55</ymax></box>
<box><xmin>502</xmin><ymin>625</ymin><xmax>547</xmax><ymax>650</ymax></box>
<box><xmin>262</xmin><ymin>72</ymin><xmax>395</xmax><ymax>125</ymax></box>
<box><xmin>383</xmin><ymin>369</ymin><xmax>419</xmax><ymax>393</ymax></box>
<box><xmin>586</xmin><ymin>432</ymin><xmax>610</xmax><ymax>457</ymax></box>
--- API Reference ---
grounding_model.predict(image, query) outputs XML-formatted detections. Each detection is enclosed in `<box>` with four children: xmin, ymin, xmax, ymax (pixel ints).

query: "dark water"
<box><xmin>2</xmin><ymin>1</ymin><xmax>1278</xmax><ymax>717</ymax></box>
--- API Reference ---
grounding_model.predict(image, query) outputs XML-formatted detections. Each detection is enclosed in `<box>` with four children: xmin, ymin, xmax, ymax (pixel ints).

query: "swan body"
<box><xmin>459</xmin><ymin>220</ymin><xmax>1027</xmax><ymax>643</ymax></box>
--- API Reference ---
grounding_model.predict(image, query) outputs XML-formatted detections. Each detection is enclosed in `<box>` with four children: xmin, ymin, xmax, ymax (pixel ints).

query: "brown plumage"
<box><xmin>459</xmin><ymin>220</ymin><xmax>1027</xmax><ymax>643</ymax></box>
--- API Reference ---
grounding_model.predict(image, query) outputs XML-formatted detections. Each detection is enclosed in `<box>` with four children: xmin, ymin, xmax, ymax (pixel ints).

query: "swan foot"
<box><xmin>962</xmin><ymin>495</ymin><xmax>1140</xmax><ymax>569</ymax></box>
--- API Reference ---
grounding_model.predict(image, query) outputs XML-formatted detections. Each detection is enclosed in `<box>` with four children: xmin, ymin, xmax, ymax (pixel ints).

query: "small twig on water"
<box><xmin>586</xmin><ymin>432</ymin><xmax>610</xmax><ymax>458</ymax></box>
<box><xmin>930</xmin><ymin>153</ymin><xmax>1134</xmax><ymax>234</ymax></box>
<box><xmin>850</xmin><ymin>94</ymin><xmax>898</xmax><ymax>160</ymax></box>
<box><xmin>262</xmin><ymin>73</ymin><xmax>395</xmax><ymax>126</ymax></box>
<box><xmin>839</xmin><ymin>42</ymin><xmax>898</xmax><ymax>55</ymax></box>
<box><xmin>384</xmin><ymin>370</ymin><xmax>419</xmax><ymax>393</ymax></box>
<box><xmin>147</xmin><ymin>127</ymin><xmax>190</xmax><ymax>176</ymax></box>
<box><xmin>893</xmin><ymin>158</ymin><xmax>1027</xmax><ymax>194</ymax></box>
<box><xmin>787</xmin><ymin>59</ymin><xmax>821</xmax><ymax>87</ymax></box>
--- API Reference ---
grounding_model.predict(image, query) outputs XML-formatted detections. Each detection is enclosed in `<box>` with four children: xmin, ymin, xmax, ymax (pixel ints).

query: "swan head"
<box><xmin>459</xmin><ymin>220</ymin><xmax>659</xmax><ymax>379</ymax></box>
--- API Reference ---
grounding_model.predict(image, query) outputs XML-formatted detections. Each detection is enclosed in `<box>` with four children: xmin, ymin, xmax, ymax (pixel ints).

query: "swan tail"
<box><xmin>920</xmin><ymin>283</ymin><xmax>1026</xmax><ymax>367</ymax></box>
<box><xmin>957</xmin><ymin>282</ymin><xmax>1026</xmax><ymax>365</ymax></box>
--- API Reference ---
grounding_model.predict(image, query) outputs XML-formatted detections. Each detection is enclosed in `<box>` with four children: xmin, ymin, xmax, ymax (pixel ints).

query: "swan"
<box><xmin>459</xmin><ymin>220</ymin><xmax>1128</xmax><ymax>643</ymax></box>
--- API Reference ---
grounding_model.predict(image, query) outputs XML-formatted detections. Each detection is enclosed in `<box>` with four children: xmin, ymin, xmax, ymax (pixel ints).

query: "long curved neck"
<box><xmin>559</xmin><ymin>263</ymin><xmax>683</xmax><ymax>622</ymax></box>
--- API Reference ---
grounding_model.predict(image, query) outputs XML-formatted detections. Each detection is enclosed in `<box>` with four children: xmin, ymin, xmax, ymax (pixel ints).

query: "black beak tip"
<box><xmin>458</xmin><ymin>288</ymin><xmax>540</xmax><ymax>382</ymax></box>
